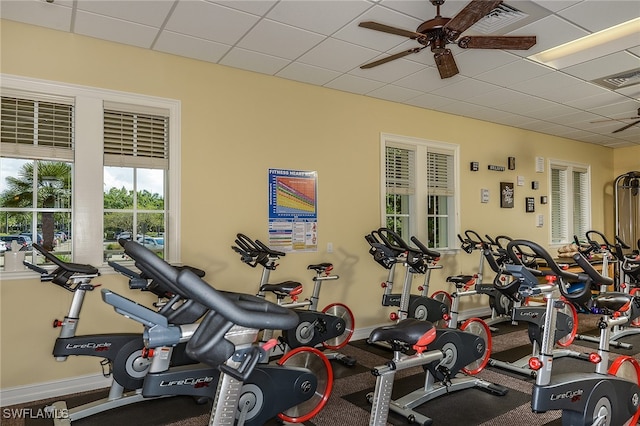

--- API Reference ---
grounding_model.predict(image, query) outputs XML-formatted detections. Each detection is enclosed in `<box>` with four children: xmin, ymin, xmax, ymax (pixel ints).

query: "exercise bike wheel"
<box><xmin>430</xmin><ymin>291</ymin><xmax>452</xmax><ymax>328</ymax></box>
<box><xmin>321</xmin><ymin>303</ymin><xmax>355</xmax><ymax>350</ymax></box>
<box><xmin>609</xmin><ymin>356</ymin><xmax>640</xmax><ymax>426</ymax></box>
<box><xmin>277</xmin><ymin>347</ymin><xmax>333</xmax><ymax>423</ymax></box>
<box><xmin>556</xmin><ymin>297</ymin><xmax>578</xmax><ymax>347</ymax></box>
<box><xmin>459</xmin><ymin>318</ymin><xmax>491</xmax><ymax>375</ymax></box>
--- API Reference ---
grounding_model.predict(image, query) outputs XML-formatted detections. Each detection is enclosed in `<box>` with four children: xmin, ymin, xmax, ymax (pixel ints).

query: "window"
<box><xmin>0</xmin><ymin>75</ymin><xmax>180</xmax><ymax>273</ymax></box>
<box><xmin>549</xmin><ymin>160</ymin><xmax>590</xmax><ymax>244</ymax></box>
<box><xmin>382</xmin><ymin>133</ymin><xmax>459</xmax><ymax>249</ymax></box>
<box><xmin>103</xmin><ymin>106</ymin><xmax>168</xmax><ymax>260</ymax></box>
<box><xmin>0</xmin><ymin>94</ymin><xmax>74</xmax><ymax>265</ymax></box>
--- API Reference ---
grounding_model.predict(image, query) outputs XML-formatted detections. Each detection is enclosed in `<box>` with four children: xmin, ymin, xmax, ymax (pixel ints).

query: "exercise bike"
<box><xmin>366</xmin><ymin>311</ymin><xmax>507</xmax><ymax>424</ymax></box>
<box><xmin>23</xmin><ymin>244</ymin><xmax>208</xmax><ymax>424</ymax></box>
<box><xmin>500</xmin><ymin>239</ymin><xmax>640</xmax><ymax>426</ymax></box>
<box><xmin>232</xmin><ymin>233</ymin><xmax>355</xmax><ymax>365</ymax></box>
<box><xmin>364</xmin><ymin>228</ymin><xmax>448</xmax><ymax>325</ymax></box>
<box><xmin>104</xmin><ymin>240</ymin><xmax>333</xmax><ymax>425</ymax></box>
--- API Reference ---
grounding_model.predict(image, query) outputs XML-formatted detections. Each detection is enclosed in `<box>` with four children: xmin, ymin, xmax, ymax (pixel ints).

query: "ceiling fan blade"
<box><xmin>434</xmin><ymin>49</ymin><xmax>459</xmax><ymax>79</ymax></box>
<box><xmin>613</xmin><ymin>119</ymin><xmax>640</xmax><ymax>134</ymax></box>
<box><xmin>360</xmin><ymin>47</ymin><xmax>425</xmax><ymax>69</ymax></box>
<box><xmin>458</xmin><ymin>35</ymin><xmax>536</xmax><ymax>50</ymax></box>
<box><xmin>443</xmin><ymin>0</ymin><xmax>503</xmax><ymax>39</ymax></box>
<box><xmin>358</xmin><ymin>21</ymin><xmax>425</xmax><ymax>40</ymax></box>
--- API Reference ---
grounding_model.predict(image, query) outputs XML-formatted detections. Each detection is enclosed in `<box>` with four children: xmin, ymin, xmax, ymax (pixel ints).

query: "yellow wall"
<box><xmin>0</xmin><ymin>19</ymin><xmax>621</xmax><ymax>391</ymax></box>
<box><xmin>613</xmin><ymin>146</ymin><xmax>640</xmax><ymax>177</ymax></box>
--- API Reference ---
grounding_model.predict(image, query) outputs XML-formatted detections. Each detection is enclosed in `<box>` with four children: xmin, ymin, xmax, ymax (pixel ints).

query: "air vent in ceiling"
<box><xmin>471</xmin><ymin>4</ymin><xmax>529</xmax><ymax>35</ymax></box>
<box><xmin>593</xmin><ymin>68</ymin><xmax>640</xmax><ymax>90</ymax></box>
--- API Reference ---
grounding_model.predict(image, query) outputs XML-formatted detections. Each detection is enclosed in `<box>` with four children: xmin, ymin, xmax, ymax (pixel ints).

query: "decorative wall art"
<box><xmin>500</xmin><ymin>182</ymin><xmax>514</xmax><ymax>208</ymax></box>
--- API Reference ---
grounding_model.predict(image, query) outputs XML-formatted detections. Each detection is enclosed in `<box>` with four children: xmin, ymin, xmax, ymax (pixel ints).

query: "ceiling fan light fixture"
<box><xmin>528</xmin><ymin>17</ymin><xmax>640</xmax><ymax>70</ymax></box>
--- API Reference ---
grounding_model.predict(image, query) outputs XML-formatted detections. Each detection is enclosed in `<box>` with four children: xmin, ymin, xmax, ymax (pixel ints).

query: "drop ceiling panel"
<box><xmin>74</xmin><ymin>11</ymin><xmax>159</xmax><ymax>48</ymax></box>
<box><xmin>154</xmin><ymin>31</ymin><xmax>232</xmax><ymax>63</ymax></box>
<box><xmin>2</xmin><ymin>0</ymin><xmax>640</xmax><ymax>147</ymax></box>
<box><xmin>556</xmin><ymin>0</ymin><xmax>640</xmax><ymax>32</ymax></box>
<box><xmin>165</xmin><ymin>1</ymin><xmax>260</xmax><ymax>44</ymax></box>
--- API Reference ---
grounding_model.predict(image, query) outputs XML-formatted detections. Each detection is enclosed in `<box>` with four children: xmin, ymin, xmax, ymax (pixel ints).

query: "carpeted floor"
<box><xmin>3</xmin><ymin>313</ymin><xmax>640</xmax><ymax>426</ymax></box>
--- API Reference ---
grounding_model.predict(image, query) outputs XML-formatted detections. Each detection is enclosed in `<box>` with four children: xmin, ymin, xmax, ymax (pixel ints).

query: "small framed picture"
<box><xmin>526</xmin><ymin>197</ymin><xmax>535</xmax><ymax>213</ymax></box>
<box><xmin>500</xmin><ymin>182</ymin><xmax>514</xmax><ymax>208</ymax></box>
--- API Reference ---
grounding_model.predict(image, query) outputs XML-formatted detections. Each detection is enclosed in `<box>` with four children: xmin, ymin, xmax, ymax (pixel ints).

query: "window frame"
<box><xmin>548</xmin><ymin>158</ymin><xmax>591</xmax><ymax>245</ymax></box>
<box><xmin>380</xmin><ymin>133</ymin><xmax>460</xmax><ymax>251</ymax></box>
<box><xmin>0</xmin><ymin>74</ymin><xmax>181</xmax><ymax>276</ymax></box>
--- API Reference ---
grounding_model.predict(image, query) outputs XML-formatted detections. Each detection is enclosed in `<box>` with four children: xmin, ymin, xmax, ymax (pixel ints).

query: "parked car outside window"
<box><xmin>0</xmin><ymin>235</ymin><xmax>32</xmax><ymax>250</ymax></box>
<box><xmin>137</xmin><ymin>236</ymin><xmax>164</xmax><ymax>253</ymax></box>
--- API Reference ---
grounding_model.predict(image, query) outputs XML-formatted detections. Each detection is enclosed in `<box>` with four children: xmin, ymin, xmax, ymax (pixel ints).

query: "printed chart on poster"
<box><xmin>268</xmin><ymin>168</ymin><xmax>318</xmax><ymax>252</ymax></box>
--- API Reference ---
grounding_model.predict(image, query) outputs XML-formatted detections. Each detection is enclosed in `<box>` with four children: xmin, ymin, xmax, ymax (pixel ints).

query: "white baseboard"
<box><xmin>1</xmin><ymin>307</ymin><xmax>491</xmax><ymax>407</ymax></box>
<box><xmin>0</xmin><ymin>373</ymin><xmax>112</xmax><ymax>407</ymax></box>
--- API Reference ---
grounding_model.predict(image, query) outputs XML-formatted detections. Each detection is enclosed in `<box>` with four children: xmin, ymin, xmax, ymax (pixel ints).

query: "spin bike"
<box><xmin>104</xmin><ymin>240</ymin><xmax>333</xmax><ymax>425</ymax></box>
<box><xmin>367</xmin><ymin>306</ymin><xmax>507</xmax><ymax>424</ymax></box>
<box><xmin>364</xmin><ymin>228</ymin><xmax>448</xmax><ymax>324</ymax></box>
<box><xmin>501</xmin><ymin>239</ymin><xmax>640</xmax><ymax>426</ymax></box>
<box><xmin>23</xmin><ymin>244</ymin><xmax>208</xmax><ymax>424</ymax></box>
<box><xmin>232</xmin><ymin>233</ymin><xmax>355</xmax><ymax>365</ymax></box>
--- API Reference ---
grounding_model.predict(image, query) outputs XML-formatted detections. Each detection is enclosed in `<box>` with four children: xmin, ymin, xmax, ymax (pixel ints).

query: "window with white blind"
<box><xmin>550</xmin><ymin>160</ymin><xmax>590</xmax><ymax>244</ymax></box>
<box><xmin>382</xmin><ymin>134</ymin><xmax>459</xmax><ymax>249</ymax></box>
<box><xmin>1</xmin><ymin>75</ymin><xmax>180</xmax><ymax>273</ymax></box>
<box><xmin>103</xmin><ymin>106</ymin><xmax>169</xmax><ymax>260</ymax></box>
<box><xmin>0</xmin><ymin>94</ymin><xmax>74</xmax><ymax>266</ymax></box>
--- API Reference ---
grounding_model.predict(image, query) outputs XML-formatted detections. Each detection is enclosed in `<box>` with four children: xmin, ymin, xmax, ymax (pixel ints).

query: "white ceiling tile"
<box><xmin>213</xmin><ymin>0</ymin><xmax>277</xmax><ymax>16</ymax></box>
<box><xmin>0</xmin><ymin>0</ymin><xmax>72</xmax><ymax>32</ymax></box>
<box><xmin>475</xmin><ymin>59</ymin><xmax>553</xmax><ymax>86</ymax></box>
<box><xmin>510</xmin><ymin>70</ymin><xmax>580</xmax><ymax>95</ymax></box>
<box><xmin>298</xmin><ymin>37</ymin><xmax>379</xmax><ymax>73</ymax></box>
<box><xmin>75</xmin><ymin>0</ymin><xmax>174</xmax><ymax>27</ymax></box>
<box><xmin>530</xmin><ymin>1</ymin><xmax>582</xmax><ymax>13</ymax></box>
<box><xmin>368</xmin><ymin>84</ymin><xmax>424</xmax><ymax>102</ymax></box>
<box><xmin>562</xmin><ymin>52</ymin><xmax>640</xmax><ymax>80</ymax></box>
<box><xmin>324</xmin><ymin>74</ymin><xmax>386</xmax><ymax>94</ymax></box>
<box><xmin>556</xmin><ymin>0</ymin><xmax>640</xmax><ymax>32</ymax></box>
<box><xmin>154</xmin><ymin>31</ymin><xmax>231</xmax><ymax>63</ymax></box>
<box><xmin>276</xmin><ymin>62</ymin><xmax>341</xmax><ymax>86</ymax></box>
<box><xmin>429</xmin><ymin>78</ymin><xmax>498</xmax><ymax>101</ymax></box>
<box><xmin>525</xmin><ymin>103</ymin><xmax>581</xmax><ymax>120</ymax></box>
<box><xmin>493</xmin><ymin>94</ymin><xmax>557</xmax><ymax>114</ymax></box>
<box><xmin>74</xmin><ymin>11</ymin><xmax>158</xmax><ymax>48</ymax></box>
<box><xmin>590</xmin><ymin>101</ymin><xmax>640</xmax><ymax>119</ymax></box>
<box><xmin>219</xmin><ymin>47</ymin><xmax>290</xmax><ymax>75</ymax></box>
<box><xmin>615</xmin><ymin>84</ymin><xmax>640</xmax><ymax>100</ymax></box>
<box><xmin>237</xmin><ymin>19</ymin><xmax>325</xmax><ymax>60</ymax></box>
<box><xmin>564</xmin><ymin>90</ymin><xmax>631</xmax><ymax>110</ymax></box>
<box><xmin>266</xmin><ymin>0</ymin><xmax>371</xmax><ymax>35</ymax></box>
<box><xmin>165</xmin><ymin>0</ymin><xmax>259</xmax><ymax>44</ymax></box>
<box><xmin>467</xmin><ymin>87</ymin><xmax>527</xmax><ymax>107</ymax></box>
<box><xmin>404</xmin><ymin>93</ymin><xmax>456</xmax><ymax>110</ymax></box>
<box><xmin>535</xmin><ymin>81</ymin><xmax>612</xmax><ymax>104</ymax></box>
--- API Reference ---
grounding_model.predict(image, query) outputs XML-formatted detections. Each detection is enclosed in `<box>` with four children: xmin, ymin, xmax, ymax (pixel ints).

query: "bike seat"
<box><xmin>307</xmin><ymin>263</ymin><xmax>333</xmax><ymax>273</ymax></box>
<box><xmin>593</xmin><ymin>292</ymin><xmax>632</xmax><ymax>313</ymax></box>
<box><xmin>368</xmin><ymin>318</ymin><xmax>436</xmax><ymax>349</ymax></box>
<box><xmin>260</xmin><ymin>281</ymin><xmax>303</xmax><ymax>297</ymax></box>
<box><xmin>447</xmin><ymin>275</ymin><xmax>475</xmax><ymax>287</ymax></box>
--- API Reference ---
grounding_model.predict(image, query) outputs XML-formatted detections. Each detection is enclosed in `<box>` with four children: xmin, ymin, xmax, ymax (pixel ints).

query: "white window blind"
<box><xmin>573</xmin><ymin>170</ymin><xmax>589</xmax><ymax>239</ymax></box>
<box><xmin>427</xmin><ymin>151</ymin><xmax>454</xmax><ymax>196</ymax></box>
<box><xmin>386</xmin><ymin>146</ymin><xmax>415</xmax><ymax>195</ymax></box>
<box><xmin>104</xmin><ymin>108</ymin><xmax>169</xmax><ymax>169</ymax></box>
<box><xmin>551</xmin><ymin>167</ymin><xmax>568</xmax><ymax>243</ymax></box>
<box><xmin>0</xmin><ymin>96</ymin><xmax>74</xmax><ymax>160</ymax></box>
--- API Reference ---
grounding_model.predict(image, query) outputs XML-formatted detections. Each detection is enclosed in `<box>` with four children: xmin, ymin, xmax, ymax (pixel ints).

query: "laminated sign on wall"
<box><xmin>268</xmin><ymin>168</ymin><xmax>318</xmax><ymax>252</ymax></box>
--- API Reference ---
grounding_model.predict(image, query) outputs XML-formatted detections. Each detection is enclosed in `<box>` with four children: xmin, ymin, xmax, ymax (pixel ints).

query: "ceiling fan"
<box><xmin>358</xmin><ymin>0</ymin><xmax>536</xmax><ymax>79</ymax></box>
<box><xmin>590</xmin><ymin>108</ymin><xmax>640</xmax><ymax>134</ymax></box>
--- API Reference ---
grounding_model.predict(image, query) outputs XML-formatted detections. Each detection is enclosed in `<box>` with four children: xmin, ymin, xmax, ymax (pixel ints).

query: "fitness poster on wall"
<box><xmin>268</xmin><ymin>168</ymin><xmax>318</xmax><ymax>252</ymax></box>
